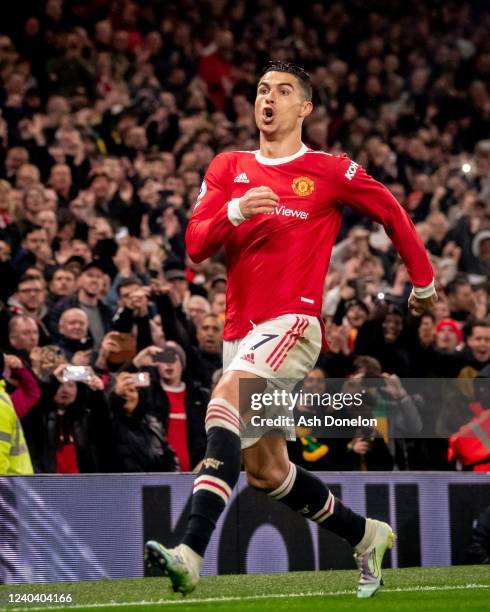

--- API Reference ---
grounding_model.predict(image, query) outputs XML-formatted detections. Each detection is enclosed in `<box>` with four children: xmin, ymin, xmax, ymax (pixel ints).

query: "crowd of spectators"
<box><xmin>0</xmin><ymin>0</ymin><xmax>489</xmax><ymax>474</ymax></box>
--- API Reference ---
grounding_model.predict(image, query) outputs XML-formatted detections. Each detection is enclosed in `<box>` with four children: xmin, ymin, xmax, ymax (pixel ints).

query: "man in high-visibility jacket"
<box><xmin>0</xmin><ymin>351</ymin><xmax>34</xmax><ymax>475</ymax></box>
<box><xmin>448</xmin><ymin>367</ymin><xmax>490</xmax><ymax>472</ymax></box>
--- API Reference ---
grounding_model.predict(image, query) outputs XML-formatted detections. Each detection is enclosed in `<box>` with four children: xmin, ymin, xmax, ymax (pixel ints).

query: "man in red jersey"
<box><xmin>145</xmin><ymin>62</ymin><xmax>436</xmax><ymax>598</ymax></box>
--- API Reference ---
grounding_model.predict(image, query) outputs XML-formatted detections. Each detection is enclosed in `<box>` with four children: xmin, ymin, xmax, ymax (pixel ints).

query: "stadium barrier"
<box><xmin>0</xmin><ymin>472</ymin><xmax>489</xmax><ymax>583</ymax></box>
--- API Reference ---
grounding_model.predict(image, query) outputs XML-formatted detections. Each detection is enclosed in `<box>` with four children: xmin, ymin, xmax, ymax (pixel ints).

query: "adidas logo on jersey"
<box><xmin>234</xmin><ymin>173</ymin><xmax>250</xmax><ymax>183</ymax></box>
<box><xmin>241</xmin><ymin>353</ymin><xmax>255</xmax><ymax>364</ymax></box>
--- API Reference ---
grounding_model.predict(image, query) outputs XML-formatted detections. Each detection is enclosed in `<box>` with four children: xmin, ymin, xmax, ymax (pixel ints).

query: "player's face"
<box><xmin>255</xmin><ymin>71</ymin><xmax>312</xmax><ymax>137</ymax></box>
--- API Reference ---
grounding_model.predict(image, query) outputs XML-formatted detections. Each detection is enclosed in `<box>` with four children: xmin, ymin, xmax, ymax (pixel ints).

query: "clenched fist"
<box><xmin>408</xmin><ymin>291</ymin><xmax>438</xmax><ymax>316</ymax></box>
<box><xmin>238</xmin><ymin>186</ymin><xmax>279</xmax><ymax>219</ymax></box>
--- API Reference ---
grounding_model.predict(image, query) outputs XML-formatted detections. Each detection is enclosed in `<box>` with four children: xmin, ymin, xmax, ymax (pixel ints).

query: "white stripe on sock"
<box><xmin>204</xmin><ymin>417</ymin><xmax>240</xmax><ymax>436</ymax></box>
<box><xmin>268</xmin><ymin>463</ymin><xmax>297</xmax><ymax>500</ymax></box>
<box><xmin>311</xmin><ymin>491</ymin><xmax>335</xmax><ymax>522</ymax></box>
<box><xmin>205</xmin><ymin>398</ymin><xmax>241</xmax><ymax>435</ymax></box>
<box><xmin>193</xmin><ymin>475</ymin><xmax>232</xmax><ymax>504</ymax></box>
<box><xmin>208</xmin><ymin>398</ymin><xmax>240</xmax><ymax>417</ymax></box>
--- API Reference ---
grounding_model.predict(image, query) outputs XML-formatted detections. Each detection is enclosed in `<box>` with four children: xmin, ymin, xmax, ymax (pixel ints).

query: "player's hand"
<box><xmin>239</xmin><ymin>186</ymin><xmax>279</xmax><ymax>218</ymax></box>
<box><xmin>408</xmin><ymin>291</ymin><xmax>438</xmax><ymax>317</ymax></box>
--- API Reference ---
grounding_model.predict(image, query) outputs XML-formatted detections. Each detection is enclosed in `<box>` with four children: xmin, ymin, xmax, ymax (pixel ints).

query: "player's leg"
<box><xmin>243</xmin><ymin>435</ymin><xmax>395</xmax><ymax>598</ymax></box>
<box><xmin>145</xmin><ymin>368</ymin><xmax>259</xmax><ymax>594</ymax></box>
<box><xmin>244</xmin><ymin>435</ymin><xmax>367</xmax><ymax>545</ymax></box>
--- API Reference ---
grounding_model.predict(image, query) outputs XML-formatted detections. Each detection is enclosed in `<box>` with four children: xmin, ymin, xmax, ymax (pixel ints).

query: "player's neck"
<box><xmin>259</xmin><ymin>134</ymin><xmax>304</xmax><ymax>159</ymax></box>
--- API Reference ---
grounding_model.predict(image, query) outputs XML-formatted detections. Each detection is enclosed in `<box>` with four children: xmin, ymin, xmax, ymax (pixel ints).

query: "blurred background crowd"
<box><xmin>0</xmin><ymin>0</ymin><xmax>489</xmax><ymax>475</ymax></box>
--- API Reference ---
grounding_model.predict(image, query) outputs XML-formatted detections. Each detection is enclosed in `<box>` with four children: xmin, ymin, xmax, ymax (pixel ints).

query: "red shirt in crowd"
<box><xmin>198</xmin><ymin>53</ymin><xmax>232</xmax><ymax>111</ymax></box>
<box><xmin>164</xmin><ymin>384</ymin><xmax>190</xmax><ymax>472</ymax></box>
<box><xmin>55</xmin><ymin>412</ymin><xmax>80</xmax><ymax>475</ymax></box>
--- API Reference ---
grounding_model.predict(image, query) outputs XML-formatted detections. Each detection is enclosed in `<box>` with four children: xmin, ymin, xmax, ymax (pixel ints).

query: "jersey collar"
<box><xmin>162</xmin><ymin>382</ymin><xmax>186</xmax><ymax>393</ymax></box>
<box><xmin>255</xmin><ymin>143</ymin><xmax>308</xmax><ymax>166</ymax></box>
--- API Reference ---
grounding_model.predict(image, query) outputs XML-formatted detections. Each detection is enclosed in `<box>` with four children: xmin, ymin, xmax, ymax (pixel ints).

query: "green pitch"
<box><xmin>1</xmin><ymin>566</ymin><xmax>489</xmax><ymax>612</ymax></box>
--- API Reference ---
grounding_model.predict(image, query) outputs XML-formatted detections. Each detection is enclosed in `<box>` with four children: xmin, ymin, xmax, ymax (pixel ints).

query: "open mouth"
<box><xmin>262</xmin><ymin>107</ymin><xmax>274</xmax><ymax>124</ymax></box>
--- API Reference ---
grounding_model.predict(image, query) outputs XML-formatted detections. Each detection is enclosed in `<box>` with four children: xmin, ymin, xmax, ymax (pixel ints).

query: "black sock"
<box><xmin>182</xmin><ymin>399</ymin><xmax>241</xmax><ymax>557</ymax></box>
<box><xmin>268</xmin><ymin>463</ymin><xmax>365</xmax><ymax>547</ymax></box>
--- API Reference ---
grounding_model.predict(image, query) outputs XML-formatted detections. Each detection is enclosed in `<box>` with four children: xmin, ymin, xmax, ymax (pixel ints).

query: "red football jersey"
<box><xmin>186</xmin><ymin>144</ymin><xmax>433</xmax><ymax>342</ymax></box>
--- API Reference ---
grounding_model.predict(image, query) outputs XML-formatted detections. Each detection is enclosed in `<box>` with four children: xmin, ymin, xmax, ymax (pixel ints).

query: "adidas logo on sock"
<box><xmin>233</xmin><ymin>173</ymin><xmax>250</xmax><ymax>183</ymax></box>
<box><xmin>241</xmin><ymin>353</ymin><xmax>255</xmax><ymax>364</ymax></box>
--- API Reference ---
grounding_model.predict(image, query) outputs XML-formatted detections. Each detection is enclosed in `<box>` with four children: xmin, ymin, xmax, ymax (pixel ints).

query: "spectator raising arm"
<box><xmin>4</xmin><ymin>354</ymin><xmax>41</xmax><ymax>419</ymax></box>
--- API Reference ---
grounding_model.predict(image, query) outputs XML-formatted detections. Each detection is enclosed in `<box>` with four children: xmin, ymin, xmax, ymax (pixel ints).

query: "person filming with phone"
<box><xmin>119</xmin><ymin>342</ymin><xmax>208</xmax><ymax>472</ymax></box>
<box><xmin>23</xmin><ymin>363</ymin><xmax>111</xmax><ymax>473</ymax></box>
<box><xmin>109</xmin><ymin>371</ymin><xmax>179</xmax><ymax>473</ymax></box>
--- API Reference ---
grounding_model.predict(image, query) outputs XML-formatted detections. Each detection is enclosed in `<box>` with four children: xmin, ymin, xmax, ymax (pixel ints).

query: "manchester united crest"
<box><xmin>292</xmin><ymin>176</ymin><xmax>314</xmax><ymax>197</ymax></box>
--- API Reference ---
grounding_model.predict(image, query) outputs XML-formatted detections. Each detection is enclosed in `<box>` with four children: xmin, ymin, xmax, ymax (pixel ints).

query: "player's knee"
<box><xmin>211</xmin><ymin>371</ymin><xmax>239</xmax><ymax>405</ymax></box>
<box><xmin>246</xmin><ymin>462</ymin><xmax>290</xmax><ymax>491</ymax></box>
<box><xmin>212</xmin><ymin>370</ymin><xmax>266</xmax><ymax>412</ymax></box>
<box><xmin>205</xmin><ymin>396</ymin><xmax>241</xmax><ymax>437</ymax></box>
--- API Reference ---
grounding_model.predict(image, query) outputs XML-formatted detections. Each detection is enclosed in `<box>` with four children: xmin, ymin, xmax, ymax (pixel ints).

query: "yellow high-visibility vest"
<box><xmin>0</xmin><ymin>380</ymin><xmax>34</xmax><ymax>475</ymax></box>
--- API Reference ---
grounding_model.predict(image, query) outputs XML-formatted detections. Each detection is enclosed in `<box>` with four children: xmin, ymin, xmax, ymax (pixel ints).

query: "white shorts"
<box><xmin>223</xmin><ymin>314</ymin><xmax>322</xmax><ymax>449</ymax></box>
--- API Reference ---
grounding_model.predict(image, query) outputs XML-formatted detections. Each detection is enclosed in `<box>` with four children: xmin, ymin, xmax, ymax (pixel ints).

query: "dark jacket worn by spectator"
<box><xmin>355</xmin><ymin>317</ymin><xmax>411</xmax><ymax>377</ymax></box>
<box><xmin>45</xmin><ymin>294</ymin><xmax>113</xmax><ymax>346</ymax></box>
<box><xmin>109</xmin><ymin>391</ymin><xmax>179</xmax><ymax>473</ymax></box>
<box><xmin>23</xmin><ymin>377</ymin><xmax>112</xmax><ymax>473</ymax></box>
<box><xmin>111</xmin><ymin>306</ymin><xmax>152</xmax><ymax>352</ymax></box>
<box><xmin>157</xmin><ymin>293</ymin><xmax>221</xmax><ymax>388</ymax></box>
<box><xmin>57</xmin><ymin>334</ymin><xmax>94</xmax><ymax>362</ymax></box>
<box><xmin>121</xmin><ymin>361</ymin><xmax>208</xmax><ymax>470</ymax></box>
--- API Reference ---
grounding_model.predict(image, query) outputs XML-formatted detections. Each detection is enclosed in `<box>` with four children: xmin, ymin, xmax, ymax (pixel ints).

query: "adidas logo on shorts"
<box><xmin>241</xmin><ymin>353</ymin><xmax>255</xmax><ymax>364</ymax></box>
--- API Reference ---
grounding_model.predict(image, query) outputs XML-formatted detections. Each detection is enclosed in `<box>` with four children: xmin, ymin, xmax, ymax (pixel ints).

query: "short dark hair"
<box><xmin>51</xmin><ymin>265</ymin><xmax>76</xmax><ymax>279</ymax></box>
<box><xmin>420</xmin><ymin>311</ymin><xmax>436</xmax><ymax>323</ymax></box>
<box><xmin>198</xmin><ymin>313</ymin><xmax>222</xmax><ymax>328</ymax></box>
<box><xmin>384</xmin><ymin>304</ymin><xmax>404</xmax><ymax>319</ymax></box>
<box><xmin>22</xmin><ymin>223</ymin><xmax>45</xmax><ymax>240</ymax></box>
<box><xmin>353</xmin><ymin>355</ymin><xmax>382</xmax><ymax>377</ymax></box>
<box><xmin>446</xmin><ymin>275</ymin><xmax>471</xmax><ymax>296</ymax></box>
<box><xmin>464</xmin><ymin>318</ymin><xmax>490</xmax><ymax>339</ymax></box>
<box><xmin>58</xmin><ymin>208</ymin><xmax>76</xmax><ymax>232</ymax></box>
<box><xmin>259</xmin><ymin>61</ymin><xmax>312</xmax><ymax>101</ymax></box>
<box><xmin>18</xmin><ymin>273</ymin><xmax>43</xmax><ymax>286</ymax></box>
<box><xmin>117</xmin><ymin>276</ymin><xmax>143</xmax><ymax>295</ymax></box>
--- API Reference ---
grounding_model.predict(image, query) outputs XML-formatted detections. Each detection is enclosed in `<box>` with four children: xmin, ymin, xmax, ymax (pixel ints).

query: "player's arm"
<box><xmin>186</xmin><ymin>155</ymin><xmax>278</xmax><ymax>263</ymax></box>
<box><xmin>335</xmin><ymin>156</ymin><xmax>436</xmax><ymax>315</ymax></box>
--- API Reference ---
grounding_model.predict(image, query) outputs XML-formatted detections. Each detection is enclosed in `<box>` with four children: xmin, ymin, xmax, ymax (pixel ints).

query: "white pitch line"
<box><xmin>2</xmin><ymin>583</ymin><xmax>489</xmax><ymax>612</ymax></box>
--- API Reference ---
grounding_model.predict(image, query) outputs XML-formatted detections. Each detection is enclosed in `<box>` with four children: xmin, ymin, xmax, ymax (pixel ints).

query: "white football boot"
<box><xmin>353</xmin><ymin>519</ymin><xmax>396</xmax><ymax>598</ymax></box>
<box><xmin>145</xmin><ymin>541</ymin><xmax>202</xmax><ymax>595</ymax></box>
